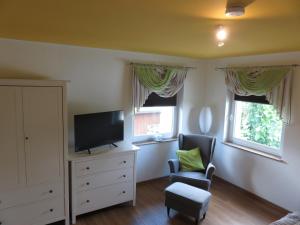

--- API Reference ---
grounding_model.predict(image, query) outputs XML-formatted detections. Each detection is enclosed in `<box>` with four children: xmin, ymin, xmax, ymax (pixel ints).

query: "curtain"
<box><xmin>133</xmin><ymin>65</ymin><xmax>188</xmax><ymax>110</ymax></box>
<box><xmin>224</xmin><ymin>67</ymin><xmax>293</xmax><ymax>124</ymax></box>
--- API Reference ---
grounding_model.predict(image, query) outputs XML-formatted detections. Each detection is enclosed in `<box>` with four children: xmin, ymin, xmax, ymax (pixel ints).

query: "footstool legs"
<box><xmin>167</xmin><ymin>207</ymin><xmax>206</xmax><ymax>224</ymax></box>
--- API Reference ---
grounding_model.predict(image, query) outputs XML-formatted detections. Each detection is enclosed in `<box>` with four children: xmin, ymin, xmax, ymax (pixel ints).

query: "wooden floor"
<box><xmin>71</xmin><ymin>177</ymin><xmax>287</xmax><ymax>225</ymax></box>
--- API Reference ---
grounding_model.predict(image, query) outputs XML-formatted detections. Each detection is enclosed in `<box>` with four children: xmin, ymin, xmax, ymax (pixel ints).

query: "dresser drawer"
<box><xmin>76</xmin><ymin>168</ymin><xmax>133</xmax><ymax>192</ymax></box>
<box><xmin>75</xmin><ymin>154</ymin><xmax>134</xmax><ymax>177</ymax></box>
<box><xmin>77</xmin><ymin>182</ymin><xmax>133</xmax><ymax>215</ymax></box>
<box><xmin>0</xmin><ymin>197</ymin><xmax>64</xmax><ymax>225</ymax></box>
<box><xmin>0</xmin><ymin>182</ymin><xmax>64</xmax><ymax>210</ymax></box>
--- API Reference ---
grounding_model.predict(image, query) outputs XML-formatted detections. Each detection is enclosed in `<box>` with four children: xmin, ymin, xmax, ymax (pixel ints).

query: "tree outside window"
<box><xmin>233</xmin><ymin>101</ymin><xmax>283</xmax><ymax>150</ymax></box>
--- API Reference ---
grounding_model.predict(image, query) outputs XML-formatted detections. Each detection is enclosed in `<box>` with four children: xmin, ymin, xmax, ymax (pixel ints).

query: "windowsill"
<box><xmin>133</xmin><ymin>138</ymin><xmax>178</xmax><ymax>146</ymax></box>
<box><xmin>222</xmin><ymin>141</ymin><xmax>287</xmax><ymax>164</ymax></box>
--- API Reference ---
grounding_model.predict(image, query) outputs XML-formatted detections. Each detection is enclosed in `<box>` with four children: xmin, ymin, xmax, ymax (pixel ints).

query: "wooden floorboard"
<box><xmin>70</xmin><ymin>177</ymin><xmax>287</xmax><ymax>225</ymax></box>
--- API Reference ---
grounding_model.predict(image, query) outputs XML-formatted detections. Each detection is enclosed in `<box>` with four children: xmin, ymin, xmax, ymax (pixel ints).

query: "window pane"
<box><xmin>233</xmin><ymin>101</ymin><xmax>283</xmax><ymax>149</ymax></box>
<box><xmin>134</xmin><ymin>107</ymin><xmax>174</xmax><ymax>136</ymax></box>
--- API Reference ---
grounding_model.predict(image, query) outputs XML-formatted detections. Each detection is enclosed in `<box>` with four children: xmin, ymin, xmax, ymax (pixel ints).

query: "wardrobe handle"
<box><xmin>122</xmin><ymin>191</ymin><xmax>126</xmax><ymax>194</ymax></box>
<box><xmin>49</xmin><ymin>208</ymin><xmax>54</xmax><ymax>212</ymax></box>
<box><xmin>123</xmin><ymin>161</ymin><xmax>126</xmax><ymax>164</ymax></box>
<box><xmin>49</xmin><ymin>190</ymin><xmax>53</xmax><ymax>194</ymax></box>
<box><xmin>86</xmin><ymin>182</ymin><xmax>90</xmax><ymax>186</ymax></box>
<box><xmin>86</xmin><ymin>200</ymin><xmax>90</xmax><ymax>203</ymax></box>
<box><xmin>123</xmin><ymin>175</ymin><xmax>126</xmax><ymax>178</ymax></box>
<box><xmin>86</xmin><ymin>167</ymin><xmax>90</xmax><ymax>170</ymax></box>
<box><xmin>25</xmin><ymin>137</ymin><xmax>29</xmax><ymax>140</ymax></box>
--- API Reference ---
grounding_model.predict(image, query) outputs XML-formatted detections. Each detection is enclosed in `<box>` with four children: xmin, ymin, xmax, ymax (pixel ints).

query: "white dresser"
<box><xmin>68</xmin><ymin>145</ymin><xmax>139</xmax><ymax>224</ymax></box>
<box><xmin>0</xmin><ymin>79</ymin><xmax>69</xmax><ymax>225</ymax></box>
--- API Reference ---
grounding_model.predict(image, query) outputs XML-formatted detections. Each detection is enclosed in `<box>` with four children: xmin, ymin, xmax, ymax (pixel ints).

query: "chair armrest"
<box><xmin>168</xmin><ymin>159</ymin><xmax>180</xmax><ymax>173</ymax></box>
<box><xmin>205</xmin><ymin>163</ymin><xmax>216</xmax><ymax>180</ymax></box>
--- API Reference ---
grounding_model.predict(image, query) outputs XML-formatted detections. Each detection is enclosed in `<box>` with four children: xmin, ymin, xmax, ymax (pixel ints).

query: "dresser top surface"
<box><xmin>68</xmin><ymin>144</ymin><xmax>139</xmax><ymax>161</ymax></box>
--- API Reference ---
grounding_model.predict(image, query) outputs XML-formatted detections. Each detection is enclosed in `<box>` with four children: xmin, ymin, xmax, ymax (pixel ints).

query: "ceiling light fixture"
<box><xmin>216</xmin><ymin>25</ymin><xmax>227</xmax><ymax>47</ymax></box>
<box><xmin>216</xmin><ymin>26</ymin><xmax>227</xmax><ymax>41</ymax></box>
<box><xmin>225</xmin><ymin>6</ymin><xmax>245</xmax><ymax>17</ymax></box>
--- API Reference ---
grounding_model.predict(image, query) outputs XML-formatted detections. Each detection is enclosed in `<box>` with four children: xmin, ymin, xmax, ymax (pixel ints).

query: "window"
<box><xmin>134</xmin><ymin>106</ymin><xmax>176</xmax><ymax>137</ymax></box>
<box><xmin>226</xmin><ymin>94</ymin><xmax>284</xmax><ymax>156</ymax></box>
<box><xmin>133</xmin><ymin>93</ymin><xmax>178</xmax><ymax>142</ymax></box>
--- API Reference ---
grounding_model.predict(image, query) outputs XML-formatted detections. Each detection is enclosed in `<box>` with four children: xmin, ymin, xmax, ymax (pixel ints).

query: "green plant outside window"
<box><xmin>234</xmin><ymin>101</ymin><xmax>283</xmax><ymax>149</ymax></box>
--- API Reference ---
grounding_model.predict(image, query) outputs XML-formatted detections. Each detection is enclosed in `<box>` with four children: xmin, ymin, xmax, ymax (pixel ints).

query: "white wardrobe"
<box><xmin>0</xmin><ymin>80</ymin><xmax>69</xmax><ymax>225</ymax></box>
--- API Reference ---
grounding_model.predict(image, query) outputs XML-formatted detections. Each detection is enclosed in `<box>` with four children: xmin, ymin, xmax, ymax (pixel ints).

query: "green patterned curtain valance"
<box><xmin>226</xmin><ymin>68</ymin><xmax>289</xmax><ymax>96</ymax></box>
<box><xmin>132</xmin><ymin>64</ymin><xmax>189</xmax><ymax>110</ymax></box>
<box><xmin>134</xmin><ymin>66</ymin><xmax>176</xmax><ymax>92</ymax></box>
<box><xmin>224</xmin><ymin>66</ymin><xmax>293</xmax><ymax>124</ymax></box>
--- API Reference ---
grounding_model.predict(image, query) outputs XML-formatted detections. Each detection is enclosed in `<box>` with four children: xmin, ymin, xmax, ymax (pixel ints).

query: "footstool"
<box><xmin>165</xmin><ymin>182</ymin><xmax>211</xmax><ymax>225</ymax></box>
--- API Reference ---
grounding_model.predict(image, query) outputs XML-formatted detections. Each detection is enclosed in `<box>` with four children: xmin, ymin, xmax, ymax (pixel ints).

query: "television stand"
<box><xmin>111</xmin><ymin>143</ymin><xmax>118</xmax><ymax>148</ymax></box>
<box><xmin>68</xmin><ymin>145</ymin><xmax>139</xmax><ymax>224</ymax></box>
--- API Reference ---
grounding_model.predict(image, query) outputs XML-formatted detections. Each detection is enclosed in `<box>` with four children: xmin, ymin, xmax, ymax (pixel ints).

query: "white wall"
<box><xmin>0</xmin><ymin>38</ymin><xmax>205</xmax><ymax>182</ymax></box>
<box><xmin>204</xmin><ymin>52</ymin><xmax>300</xmax><ymax>211</ymax></box>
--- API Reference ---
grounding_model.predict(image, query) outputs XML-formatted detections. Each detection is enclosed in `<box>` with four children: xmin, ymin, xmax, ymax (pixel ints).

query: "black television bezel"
<box><xmin>74</xmin><ymin>110</ymin><xmax>124</xmax><ymax>152</ymax></box>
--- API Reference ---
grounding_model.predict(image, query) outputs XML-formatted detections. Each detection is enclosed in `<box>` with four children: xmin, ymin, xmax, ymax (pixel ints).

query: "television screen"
<box><xmin>74</xmin><ymin>110</ymin><xmax>124</xmax><ymax>152</ymax></box>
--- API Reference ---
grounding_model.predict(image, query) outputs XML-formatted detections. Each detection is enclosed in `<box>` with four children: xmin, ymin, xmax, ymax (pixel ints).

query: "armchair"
<box><xmin>168</xmin><ymin>133</ymin><xmax>216</xmax><ymax>191</ymax></box>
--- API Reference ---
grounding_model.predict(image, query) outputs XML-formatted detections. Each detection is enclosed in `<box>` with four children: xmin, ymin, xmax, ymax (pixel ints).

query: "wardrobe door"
<box><xmin>0</xmin><ymin>87</ymin><xmax>25</xmax><ymax>191</ymax></box>
<box><xmin>23</xmin><ymin>87</ymin><xmax>63</xmax><ymax>185</ymax></box>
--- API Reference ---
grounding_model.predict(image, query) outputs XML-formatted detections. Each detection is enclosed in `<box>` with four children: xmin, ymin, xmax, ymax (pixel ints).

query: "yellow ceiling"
<box><xmin>0</xmin><ymin>0</ymin><xmax>299</xmax><ymax>58</ymax></box>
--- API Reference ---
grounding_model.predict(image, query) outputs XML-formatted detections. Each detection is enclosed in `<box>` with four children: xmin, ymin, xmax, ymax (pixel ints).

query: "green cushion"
<box><xmin>176</xmin><ymin>147</ymin><xmax>205</xmax><ymax>172</ymax></box>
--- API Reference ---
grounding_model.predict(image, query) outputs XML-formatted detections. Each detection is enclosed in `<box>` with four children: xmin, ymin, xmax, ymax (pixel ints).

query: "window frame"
<box><xmin>133</xmin><ymin>105</ymin><xmax>179</xmax><ymax>143</ymax></box>
<box><xmin>225</xmin><ymin>93</ymin><xmax>285</xmax><ymax>157</ymax></box>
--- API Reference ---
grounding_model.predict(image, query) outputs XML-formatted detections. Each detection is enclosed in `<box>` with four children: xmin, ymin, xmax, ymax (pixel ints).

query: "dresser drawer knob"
<box><xmin>123</xmin><ymin>161</ymin><xmax>126</xmax><ymax>164</ymax></box>
<box><xmin>86</xmin><ymin>167</ymin><xmax>90</xmax><ymax>170</ymax></box>
<box><xmin>86</xmin><ymin>200</ymin><xmax>90</xmax><ymax>203</ymax></box>
<box><xmin>49</xmin><ymin>190</ymin><xmax>53</xmax><ymax>194</ymax></box>
<box><xmin>49</xmin><ymin>208</ymin><xmax>54</xmax><ymax>212</ymax></box>
<box><xmin>86</xmin><ymin>182</ymin><xmax>90</xmax><ymax>186</ymax></box>
<box><xmin>122</xmin><ymin>191</ymin><xmax>126</xmax><ymax>194</ymax></box>
<box><xmin>122</xmin><ymin>175</ymin><xmax>126</xmax><ymax>178</ymax></box>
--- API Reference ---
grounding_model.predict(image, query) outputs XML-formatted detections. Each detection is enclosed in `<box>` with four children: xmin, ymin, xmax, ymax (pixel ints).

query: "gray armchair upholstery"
<box><xmin>168</xmin><ymin>133</ymin><xmax>216</xmax><ymax>191</ymax></box>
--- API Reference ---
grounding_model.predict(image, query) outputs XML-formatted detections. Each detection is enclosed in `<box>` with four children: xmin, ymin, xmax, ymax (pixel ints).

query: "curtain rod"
<box><xmin>130</xmin><ymin>62</ymin><xmax>196</xmax><ymax>70</ymax></box>
<box><xmin>215</xmin><ymin>64</ymin><xmax>300</xmax><ymax>71</ymax></box>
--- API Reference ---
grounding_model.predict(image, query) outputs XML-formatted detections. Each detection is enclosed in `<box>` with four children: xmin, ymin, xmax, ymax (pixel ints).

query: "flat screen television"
<box><xmin>74</xmin><ymin>110</ymin><xmax>124</xmax><ymax>152</ymax></box>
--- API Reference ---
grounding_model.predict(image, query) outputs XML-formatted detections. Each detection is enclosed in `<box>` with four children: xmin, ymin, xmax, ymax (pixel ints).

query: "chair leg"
<box><xmin>167</xmin><ymin>207</ymin><xmax>170</xmax><ymax>217</ymax></box>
